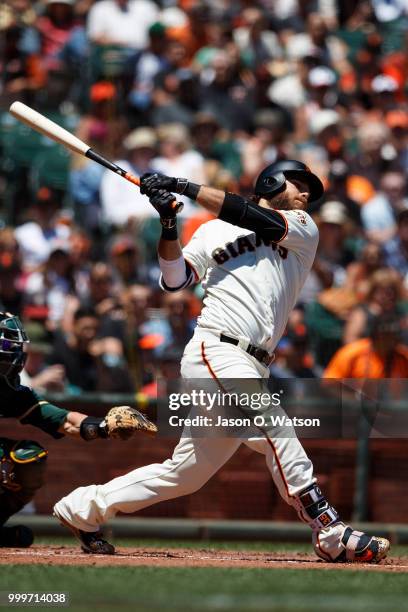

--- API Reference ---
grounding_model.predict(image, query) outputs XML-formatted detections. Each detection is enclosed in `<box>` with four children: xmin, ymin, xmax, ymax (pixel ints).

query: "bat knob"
<box><xmin>172</xmin><ymin>200</ymin><xmax>184</xmax><ymax>214</ymax></box>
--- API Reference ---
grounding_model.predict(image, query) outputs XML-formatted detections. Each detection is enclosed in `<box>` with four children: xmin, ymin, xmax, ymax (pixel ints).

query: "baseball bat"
<box><xmin>8</xmin><ymin>101</ymin><xmax>183</xmax><ymax>212</ymax></box>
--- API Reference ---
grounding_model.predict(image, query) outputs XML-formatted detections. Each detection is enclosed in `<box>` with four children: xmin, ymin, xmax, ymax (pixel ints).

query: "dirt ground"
<box><xmin>1</xmin><ymin>546</ymin><xmax>408</xmax><ymax>571</ymax></box>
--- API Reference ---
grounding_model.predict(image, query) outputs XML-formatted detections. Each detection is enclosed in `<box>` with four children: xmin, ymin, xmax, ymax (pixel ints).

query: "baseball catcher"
<box><xmin>54</xmin><ymin>161</ymin><xmax>389</xmax><ymax>563</ymax></box>
<box><xmin>0</xmin><ymin>312</ymin><xmax>156</xmax><ymax>552</ymax></box>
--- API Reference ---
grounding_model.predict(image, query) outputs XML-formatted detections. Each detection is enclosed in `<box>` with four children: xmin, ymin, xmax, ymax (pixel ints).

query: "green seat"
<box><xmin>89</xmin><ymin>44</ymin><xmax>135</xmax><ymax>80</ymax></box>
<box><xmin>139</xmin><ymin>217</ymin><xmax>162</xmax><ymax>264</ymax></box>
<box><xmin>304</xmin><ymin>301</ymin><xmax>344</xmax><ymax>369</ymax></box>
<box><xmin>30</xmin><ymin>143</ymin><xmax>71</xmax><ymax>192</ymax></box>
<box><xmin>0</xmin><ymin>112</ymin><xmax>43</xmax><ymax>172</ymax></box>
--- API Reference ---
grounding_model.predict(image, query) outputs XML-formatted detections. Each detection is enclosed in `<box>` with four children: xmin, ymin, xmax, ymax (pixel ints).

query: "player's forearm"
<box><xmin>158</xmin><ymin>236</ymin><xmax>183</xmax><ymax>260</ymax></box>
<box><xmin>195</xmin><ymin>185</ymin><xmax>225</xmax><ymax>216</ymax></box>
<box><xmin>158</xmin><ymin>238</ymin><xmax>193</xmax><ymax>289</ymax></box>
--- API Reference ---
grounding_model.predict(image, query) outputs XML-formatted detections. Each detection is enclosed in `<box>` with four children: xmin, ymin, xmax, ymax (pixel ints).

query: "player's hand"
<box><xmin>140</xmin><ymin>173</ymin><xmax>187</xmax><ymax>196</ymax></box>
<box><xmin>149</xmin><ymin>188</ymin><xmax>181</xmax><ymax>218</ymax></box>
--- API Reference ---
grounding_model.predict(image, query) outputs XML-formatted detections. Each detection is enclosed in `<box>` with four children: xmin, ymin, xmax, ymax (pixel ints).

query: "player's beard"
<box><xmin>270</xmin><ymin>191</ymin><xmax>307</xmax><ymax>211</ymax></box>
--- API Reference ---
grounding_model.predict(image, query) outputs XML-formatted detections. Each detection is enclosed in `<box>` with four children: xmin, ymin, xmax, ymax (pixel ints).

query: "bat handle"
<box><xmin>124</xmin><ymin>172</ymin><xmax>140</xmax><ymax>187</ymax></box>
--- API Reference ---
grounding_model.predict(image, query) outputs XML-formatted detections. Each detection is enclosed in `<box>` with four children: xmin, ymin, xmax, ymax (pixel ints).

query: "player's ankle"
<box><xmin>294</xmin><ymin>484</ymin><xmax>339</xmax><ymax>531</ymax></box>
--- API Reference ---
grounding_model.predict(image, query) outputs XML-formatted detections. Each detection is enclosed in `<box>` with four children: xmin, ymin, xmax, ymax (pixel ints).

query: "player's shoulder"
<box><xmin>284</xmin><ymin>209</ymin><xmax>318</xmax><ymax>238</ymax></box>
<box><xmin>284</xmin><ymin>209</ymin><xmax>317</xmax><ymax>227</ymax></box>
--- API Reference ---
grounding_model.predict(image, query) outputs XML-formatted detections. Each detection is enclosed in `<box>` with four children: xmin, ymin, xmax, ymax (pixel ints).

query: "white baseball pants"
<box><xmin>55</xmin><ymin>330</ymin><xmax>315</xmax><ymax>531</ymax></box>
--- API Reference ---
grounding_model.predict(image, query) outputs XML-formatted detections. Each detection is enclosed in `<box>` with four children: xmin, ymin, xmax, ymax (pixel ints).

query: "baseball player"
<box><xmin>0</xmin><ymin>312</ymin><xmax>156</xmax><ymax>552</ymax></box>
<box><xmin>54</xmin><ymin>161</ymin><xmax>389</xmax><ymax>563</ymax></box>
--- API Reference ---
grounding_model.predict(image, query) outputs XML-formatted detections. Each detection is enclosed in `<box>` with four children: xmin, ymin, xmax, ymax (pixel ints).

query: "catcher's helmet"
<box><xmin>0</xmin><ymin>313</ymin><xmax>29</xmax><ymax>385</ymax></box>
<box><xmin>254</xmin><ymin>160</ymin><xmax>324</xmax><ymax>204</ymax></box>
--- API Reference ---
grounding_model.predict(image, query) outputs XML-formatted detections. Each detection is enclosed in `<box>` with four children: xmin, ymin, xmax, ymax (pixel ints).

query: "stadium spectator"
<box><xmin>233</xmin><ymin>7</ymin><xmax>282</xmax><ymax>71</ymax></box>
<box><xmin>343</xmin><ymin>268</ymin><xmax>405</xmax><ymax>345</ymax></box>
<box><xmin>271</xmin><ymin>331</ymin><xmax>318</xmax><ymax>379</ymax></box>
<box><xmin>20</xmin><ymin>322</ymin><xmax>65</xmax><ymax>392</ymax></box>
<box><xmin>344</xmin><ymin>242</ymin><xmax>384</xmax><ymax>300</ymax></box>
<box><xmin>47</xmin><ymin>306</ymin><xmax>133</xmax><ymax>392</ymax></box>
<box><xmin>128</xmin><ymin>23</ymin><xmax>169</xmax><ymax>114</ymax></box>
<box><xmin>0</xmin><ymin>19</ymin><xmax>45</xmax><ymax>105</ymax></box>
<box><xmin>75</xmin><ymin>81</ymin><xmax>126</xmax><ymax>159</ymax></box>
<box><xmin>63</xmin><ymin>261</ymin><xmax>120</xmax><ymax>334</ymax></box>
<box><xmin>100</xmin><ymin>127</ymin><xmax>158</xmax><ymax>226</ymax></box>
<box><xmin>285</xmin><ymin>13</ymin><xmax>347</xmax><ymax>70</ymax></box>
<box><xmin>152</xmin><ymin>123</ymin><xmax>204</xmax><ymax>215</ymax></box>
<box><xmin>361</xmin><ymin>170</ymin><xmax>408</xmax><ymax>243</ymax></box>
<box><xmin>190</xmin><ymin>112</ymin><xmax>242</xmax><ymax>179</ymax></box>
<box><xmin>87</xmin><ymin>0</ymin><xmax>159</xmax><ymax>50</ymax></box>
<box><xmin>14</xmin><ymin>187</ymin><xmax>70</xmax><ymax>271</ymax></box>
<box><xmin>150</xmin><ymin>39</ymin><xmax>196</xmax><ymax>127</ymax></box>
<box><xmin>35</xmin><ymin>0</ymin><xmax>80</xmax><ymax>72</ymax></box>
<box><xmin>109</xmin><ymin>234</ymin><xmax>148</xmax><ymax>286</ymax></box>
<box><xmin>383</xmin><ymin>210</ymin><xmax>408</xmax><ymax>287</ymax></box>
<box><xmin>23</xmin><ymin>242</ymin><xmax>75</xmax><ymax>330</ymax></box>
<box><xmin>98</xmin><ymin>283</ymin><xmax>157</xmax><ymax>386</ymax></box>
<box><xmin>299</xmin><ymin>201</ymin><xmax>353</xmax><ymax>304</ymax></box>
<box><xmin>352</xmin><ymin>121</ymin><xmax>392</xmax><ymax>189</ymax></box>
<box><xmin>156</xmin><ymin>289</ymin><xmax>196</xmax><ymax>355</ymax></box>
<box><xmin>385</xmin><ymin>110</ymin><xmax>408</xmax><ymax>173</ymax></box>
<box><xmin>198</xmin><ymin>50</ymin><xmax>256</xmax><ymax>132</ymax></box>
<box><xmin>324</xmin><ymin>313</ymin><xmax>408</xmax><ymax>379</ymax></box>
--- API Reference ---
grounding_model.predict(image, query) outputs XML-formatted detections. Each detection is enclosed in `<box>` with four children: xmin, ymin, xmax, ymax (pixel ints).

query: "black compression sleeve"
<box><xmin>219</xmin><ymin>192</ymin><xmax>288</xmax><ymax>242</ymax></box>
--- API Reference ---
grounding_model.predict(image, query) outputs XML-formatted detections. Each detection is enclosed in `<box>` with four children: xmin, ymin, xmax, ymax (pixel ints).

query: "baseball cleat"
<box><xmin>53</xmin><ymin>507</ymin><xmax>115</xmax><ymax>555</ymax></box>
<box><xmin>314</xmin><ymin>522</ymin><xmax>390</xmax><ymax>563</ymax></box>
<box><xmin>0</xmin><ymin>525</ymin><xmax>34</xmax><ymax>548</ymax></box>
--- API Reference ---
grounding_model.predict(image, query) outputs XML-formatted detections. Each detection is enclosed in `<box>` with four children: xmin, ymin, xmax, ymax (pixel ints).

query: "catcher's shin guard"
<box><xmin>53</xmin><ymin>505</ymin><xmax>115</xmax><ymax>555</ymax></box>
<box><xmin>313</xmin><ymin>522</ymin><xmax>390</xmax><ymax>563</ymax></box>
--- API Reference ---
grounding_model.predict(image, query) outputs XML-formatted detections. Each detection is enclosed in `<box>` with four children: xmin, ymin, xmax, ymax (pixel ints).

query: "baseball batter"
<box><xmin>54</xmin><ymin>161</ymin><xmax>389</xmax><ymax>563</ymax></box>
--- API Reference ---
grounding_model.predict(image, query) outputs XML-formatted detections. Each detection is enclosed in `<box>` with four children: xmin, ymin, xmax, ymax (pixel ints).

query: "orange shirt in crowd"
<box><xmin>323</xmin><ymin>338</ymin><xmax>408</xmax><ymax>379</ymax></box>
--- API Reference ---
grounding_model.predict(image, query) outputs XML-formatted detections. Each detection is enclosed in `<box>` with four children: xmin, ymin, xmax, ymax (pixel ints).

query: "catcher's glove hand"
<box><xmin>103</xmin><ymin>406</ymin><xmax>157</xmax><ymax>441</ymax></box>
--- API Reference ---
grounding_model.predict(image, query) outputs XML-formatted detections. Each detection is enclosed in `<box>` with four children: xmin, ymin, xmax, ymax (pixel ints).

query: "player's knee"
<box><xmin>4</xmin><ymin>440</ymin><xmax>48</xmax><ymax>495</ymax></box>
<box><xmin>162</xmin><ymin>457</ymin><xmax>210</xmax><ymax>495</ymax></box>
<box><xmin>175</xmin><ymin>466</ymin><xmax>211</xmax><ymax>495</ymax></box>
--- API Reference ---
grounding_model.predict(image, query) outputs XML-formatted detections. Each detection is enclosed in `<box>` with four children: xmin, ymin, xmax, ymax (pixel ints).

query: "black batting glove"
<box><xmin>140</xmin><ymin>173</ymin><xmax>188</xmax><ymax>197</ymax></box>
<box><xmin>149</xmin><ymin>188</ymin><xmax>178</xmax><ymax>219</ymax></box>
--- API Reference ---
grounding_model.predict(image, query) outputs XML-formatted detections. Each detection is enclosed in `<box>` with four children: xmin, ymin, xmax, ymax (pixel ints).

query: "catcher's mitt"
<box><xmin>103</xmin><ymin>406</ymin><xmax>157</xmax><ymax>440</ymax></box>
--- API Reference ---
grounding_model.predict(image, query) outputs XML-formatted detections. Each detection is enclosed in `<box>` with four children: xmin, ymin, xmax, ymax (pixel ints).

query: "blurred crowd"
<box><xmin>0</xmin><ymin>0</ymin><xmax>408</xmax><ymax>393</ymax></box>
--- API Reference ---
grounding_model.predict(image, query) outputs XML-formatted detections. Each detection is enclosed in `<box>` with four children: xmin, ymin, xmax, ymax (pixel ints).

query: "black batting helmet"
<box><xmin>0</xmin><ymin>313</ymin><xmax>29</xmax><ymax>386</ymax></box>
<box><xmin>254</xmin><ymin>160</ymin><xmax>324</xmax><ymax>204</ymax></box>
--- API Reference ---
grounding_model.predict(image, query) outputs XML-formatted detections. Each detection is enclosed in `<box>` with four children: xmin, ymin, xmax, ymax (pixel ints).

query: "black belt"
<box><xmin>219</xmin><ymin>333</ymin><xmax>274</xmax><ymax>367</ymax></box>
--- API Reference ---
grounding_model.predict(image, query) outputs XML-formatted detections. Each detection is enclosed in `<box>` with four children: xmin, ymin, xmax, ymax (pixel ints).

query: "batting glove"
<box><xmin>149</xmin><ymin>188</ymin><xmax>180</xmax><ymax>219</ymax></box>
<box><xmin>140</xmin><ymin>173</ymin><xmax>188</xmax><ymax>197</ymax></box>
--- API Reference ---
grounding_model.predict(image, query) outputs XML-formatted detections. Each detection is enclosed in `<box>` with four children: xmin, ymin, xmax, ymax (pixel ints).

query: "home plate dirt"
<box><xmin>0</xmin><ymin>546</ymin><xmax>407</xmax><ymax>571</ymax></box>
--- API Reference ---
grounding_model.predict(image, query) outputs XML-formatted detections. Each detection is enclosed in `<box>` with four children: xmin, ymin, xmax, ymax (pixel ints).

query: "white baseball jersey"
<box><xmin>181</xmin><ymin>210</ymin><xmax>319</xmax><ymax>352</ymax></box>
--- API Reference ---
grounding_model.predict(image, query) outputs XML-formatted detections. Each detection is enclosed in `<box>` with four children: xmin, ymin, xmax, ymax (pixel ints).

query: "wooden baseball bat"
<box><xmin>8</xmin><ymin>101</ymin><xmax>183</xmax><ymax>212</ymax></box>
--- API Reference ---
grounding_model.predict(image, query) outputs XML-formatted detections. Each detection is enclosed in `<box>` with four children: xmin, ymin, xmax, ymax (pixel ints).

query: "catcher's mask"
<box><xmin>0</xmin><ymin>313</ymin><xmax>29</xmax><ymax>386</ymax></box>
<box><xmin>254</xmin><ymin>160</ymin><xmax>324</xmax><ymax>204</ymax></box>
